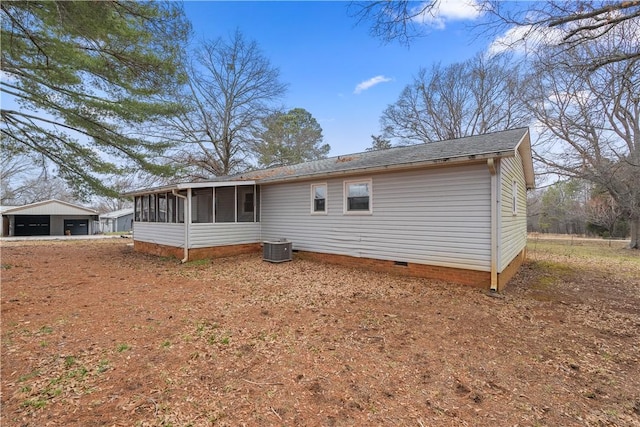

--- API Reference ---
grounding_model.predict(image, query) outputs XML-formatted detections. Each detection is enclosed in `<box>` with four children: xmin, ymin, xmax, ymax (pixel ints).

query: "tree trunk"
<box><xmin>630</xmin><ymin>217</ymin><xmax>640</xmax><ymax>249</ymax></box>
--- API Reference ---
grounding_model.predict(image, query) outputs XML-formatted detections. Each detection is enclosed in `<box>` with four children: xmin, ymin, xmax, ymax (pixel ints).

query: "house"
<box><xmin>99</xmin><ymin>208</ymin><xmax>134</xmax><ymax>233</ymax></box>
<box><xmin>0</xmin><ymin>199</ymin><xmax>99</xmax><ymax>237</ymax></box>
<box><xmin>124</xmin><ymin>128</ymin><xmax>534</xmax><ymax>291</ymax></box>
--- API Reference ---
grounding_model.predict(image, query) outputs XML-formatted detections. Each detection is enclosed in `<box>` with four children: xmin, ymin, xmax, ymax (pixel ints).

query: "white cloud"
<box><xmin>487</xmin><ymin>24</ymin><xmax>564</xmax><ymax>57</ymax></box>
<box><xmin>353</xmin><ymin>75</ymin><xmax>392</xmax><ymax>94</ymax></box>
<box><xmin>412</xmin><ymin>0</ymin><xmax>484</xmax><ymax>30</ymax></box>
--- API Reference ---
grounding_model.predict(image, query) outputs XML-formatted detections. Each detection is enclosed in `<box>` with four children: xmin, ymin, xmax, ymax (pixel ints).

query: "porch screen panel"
<box><xmin>149</xmin><ymin>194</ymin><xmax>156</xmax><ymax>222</ymax></box>
<box><xmin>167</xmin><ymin>193</ymin><xmax>176</xmax><ymax>223</ymax></box>
<box><xmin>192</xmin><ymin>188</ymin><xmax>213</xmax><ymax>223</ymax></box>
<box><xmin>158</xmin><ymin>193</ymin><xmax>167</xmax><ymax>222</ymax></box>
<box><xmin>142</xmin><ymin>195</ymin><xmax>149</xmax><ymax>221</ymax></box>
<box><xmin>215</xmin><ymin>187</ymin><xmax>235</xmax><ymax>223</ymax></box>
<box><xmin>134</xmin><ymin>196</ymin><xmax>141</xmax><ymax>221</ymax></box>
<box><xmin>177</xmin><ymin>191</ymin><xmax>186</xmax><ymax>223</ymax></box>
<box><xmin>256</xmin><ymin>185</ymin><xmax>260</xmax><ymax>222</ymax></box>
<box><xmin>237</xmin><ymin>185</ymin><xmax>255</xmax><ymax>222</ymax></box>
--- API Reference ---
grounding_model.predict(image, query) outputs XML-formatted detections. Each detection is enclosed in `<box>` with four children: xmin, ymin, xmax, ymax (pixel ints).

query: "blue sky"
<box><xmin>182</xmin><ymin>1</ymin><xmax>494</xmax><ymax>156</ymax></box>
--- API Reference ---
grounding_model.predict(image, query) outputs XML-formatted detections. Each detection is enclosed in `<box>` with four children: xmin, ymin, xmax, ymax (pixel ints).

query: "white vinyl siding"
<box><xmin>499</xmin><ymin>154</ymin><xmax>527</xmax><ymax>271</ymax></box>
<box><xmin>133</xmin><ymin>222</ymin><xmax>186</xmax><ymax>247</ymax></box>
<box><xmin>133</xmin><ymin>221</ymin><xmax>260</xmax><ymax>248</ymax></box>
<box><xmin>189</xmin><ymin>223</ymin><xmax>260</xmax><ymax>248</ymax></box>
<box><xmin>261</xmin><ymin>164</ymin><xmax>492</xmax><ymax>271</ymax></box>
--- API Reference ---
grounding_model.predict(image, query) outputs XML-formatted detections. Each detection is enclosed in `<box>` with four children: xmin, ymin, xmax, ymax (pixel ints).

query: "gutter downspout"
<box><xmin>172</xmin><ymin>189</ymin><xmax>190</xmax><ymax>263</ymax></box>
<box><xmin>487</xmin><ymin>159</ymin><xmax>498</xmax><ymax>292</ymax></box>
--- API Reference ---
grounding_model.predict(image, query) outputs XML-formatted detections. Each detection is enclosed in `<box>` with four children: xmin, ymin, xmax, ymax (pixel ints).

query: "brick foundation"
<box><xmin>133</xmin><ymin>240</ymin><xmax>260</xmax><ymax>262</ymax></box>
<box><xmin>134</xmin><ymin>240</ymin><xmax>184</xmax><ymax>260</ymax></box>
<box><xmin>188</xmin><ymin>243</ymin><xmax>260</xmax><ymax>261</ymax></box>
<box><xmin>296</xmin><ymin>251</ymin><xmax>492</xmax><ymax>288</ymax></box>
<box><xmin>134</xmin><ymin>240</ymin><xmax>526</xmax><ymax>290</ymax></box>
<box><xmin>496</xmin><ymin>248</ymin><xmax>527</xmax><ymax>292</ymax></box>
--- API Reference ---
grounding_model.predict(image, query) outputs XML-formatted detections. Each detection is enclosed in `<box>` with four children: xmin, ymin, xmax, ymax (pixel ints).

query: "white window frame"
<box><xmin>310</xmin><ymin>183</ymin><xmax>328</xmax><ymax>214</ymax></box>
<box><xmin>512</xmin><ymin>180</ymin><xmax>518</xmax><ymax>215</ymax></box>
<box><xmin>343</xmin><ymin>179</ymin><xmax>373</xmax><ymax>215</ymax></box>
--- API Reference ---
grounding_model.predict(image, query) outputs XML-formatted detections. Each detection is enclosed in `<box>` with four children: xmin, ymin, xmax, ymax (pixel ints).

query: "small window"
<box><xmin>512</xmin><ymin>180</ymin><xmax>518</xmax><ymax>215</ymax></box>
<box><xmin>311</xmin><ymin>183</ymin><xmax>327</xmax><ymax>214</ymax></box>
<box><xmin>344</xmin><ymin>179</ymin><xmax>372</xmax><ymax>214</ymax></box>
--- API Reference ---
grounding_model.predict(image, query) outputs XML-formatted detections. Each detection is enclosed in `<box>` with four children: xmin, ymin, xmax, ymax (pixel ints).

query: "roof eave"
<box><xmin>122</xmin><ymin>180</ymin><xmax>257</xmax><ymax>197</ymax></box>
<box><xmin>2</xmin><ymin>199</ymin><xmax>98</xmax><ymax>215</ymax></box>
<box><xmin>255</xmin><ymin>151</ymin><xmax>517</xmax><ymax>184</ymax></box>
<box><xmin>514</xmin><ymin>129</ymin><xmax>535</xmax><ymax>190</ymax></box>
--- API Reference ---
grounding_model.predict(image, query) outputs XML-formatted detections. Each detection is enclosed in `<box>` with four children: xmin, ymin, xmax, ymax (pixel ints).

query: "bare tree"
<box><xmin>0</xmin><ymin>152</ymin><xmax>78</xmax><ymax>204</ymax></box>
<box><xmin>162</xmin><ymin>30</ymin><xmax>287</xmax><ymax>179</ymax></box>
<box><xmin>1</xmin><ymin>154</ymin><xmax>32</xmax><ymax>204</ymax></box>
<box><xmin>527</xmin><ymin>18</ymin><xmax>640</xmax><ymax>248</ymax></box>
<box><xmin>381</xmin><ymin>53</ymin><xmax>528</xmax><ymax>143</ymax></box>
<box><xmin>484</xmin><ymin>0</ymin><xmax>640</xmax><ymax>69</ymax></box>
<box><xmin>586</xmin><ymin>192</ymin><xmax>625</xmax><ymax>238</ymax></box>
<box><xmin>11</xmin><ymin>176</ymin><xmax>77</xmax><ymax>205</ymax></box>
<box><xmin>350</xmin><ymin>0</ymin><xmax>640</xmax><ymax>69</ymax></box>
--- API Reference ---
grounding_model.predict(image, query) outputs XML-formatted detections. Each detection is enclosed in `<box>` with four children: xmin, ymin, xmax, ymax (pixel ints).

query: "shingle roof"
<box><xmin>99</xmin><ymin>208</ymin><xmax>134</xmax><ymax>219</ymax></box>
<box><xmin>123</xmin><ymin>128</ymin><xmax>533</xmax><ymax>196</ymax></box>
<box><xmin>233</xmin><ymin>128</ymin><xmax>530</xmax><ymax>183</ymax></box>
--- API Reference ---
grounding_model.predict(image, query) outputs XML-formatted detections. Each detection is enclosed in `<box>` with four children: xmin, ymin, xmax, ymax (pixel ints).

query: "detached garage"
<box><xmin>0</xmin><ymin>199</ymin><xmax>98</xmax><ymax>237</ymax></box>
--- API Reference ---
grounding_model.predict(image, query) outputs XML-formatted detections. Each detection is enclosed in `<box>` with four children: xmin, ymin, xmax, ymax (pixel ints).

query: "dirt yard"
<box><xmin>1</xmin><ymin>237</ymin><xmax>639</xmax><ymax>426</ymax></box>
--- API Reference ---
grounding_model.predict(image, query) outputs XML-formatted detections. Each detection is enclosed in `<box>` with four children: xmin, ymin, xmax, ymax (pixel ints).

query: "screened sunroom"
<box><xmin>129</xmin><ymin>181</ymin><xmax>261</xmax><ymax>261</ymax></box>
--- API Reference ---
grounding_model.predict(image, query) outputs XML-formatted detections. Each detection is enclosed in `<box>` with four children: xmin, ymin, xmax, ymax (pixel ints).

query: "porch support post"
<box><xmin>487</xmin><ymin>158</ymin><xmax>498</xmax><ymax>291</ymax></box>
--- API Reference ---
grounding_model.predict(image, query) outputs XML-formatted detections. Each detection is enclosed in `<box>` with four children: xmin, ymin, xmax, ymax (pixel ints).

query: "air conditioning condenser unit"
<box><xmin>263</xmin><ymin>240</ymin><xmax>292</xmax><ymax>263</ymax></box>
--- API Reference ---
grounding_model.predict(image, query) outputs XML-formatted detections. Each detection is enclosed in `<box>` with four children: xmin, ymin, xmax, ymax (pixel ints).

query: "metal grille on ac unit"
<box><xmin>262</xmin><ymin>240</ymin><xmax>292</xmax><ymax>263</ymax></box>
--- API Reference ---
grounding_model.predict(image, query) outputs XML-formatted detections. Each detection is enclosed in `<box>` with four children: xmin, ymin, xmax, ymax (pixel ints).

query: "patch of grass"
<box><xmin>116</xmin><ymin>343</ymin><xmax>131</xmax><ymax>353</ymax></box>
<box><xmin>530</xmin><ymin>260</ymin><xmax>574</xmax><ymax>289</ymax></box>
<box><xmin>18</xmin><ymin>370</ymin><xmax>40</xmax><ymax>383</ymax></box>
<box><xmin>528</xmin><ymin>238</ymin><xmax>638</xmax><ymax>262</ymax></box>
<box><xmin>184</xmin><ymin>259</ymin><xmax>210</xmax><ymax>267</ymax></box>
<box><xmin>67</xmin><ymin>367</ymin><xmax>88</xmax><ymax>379</ymax></box>
<box><xmin>195</xmin><ymin>320</ymin><xmax>219</xmax><ymax>337</ymax></box>
<box><xmin>97</xmin><ymin>359</ymin><xmax>110</xmax><ymax>373</ymax></box>
<box><xmin>161</xmin><ymin>340</ymin><xmax>171</xmax><ymax>349</ymax></box>
<box><xmin>39</xmin><ymin>326</ymin><xmax>53</xmax><ymax>334</ymax></box>
<box><xmin>22</xmin><ymin>398</ymin><xmax>47</xmax><ymax>409</ymax></box>
<box><xmin>1</xmin><ymin>263</ymin><xmax>13</xmax><ymax>270</ymax></box>
<box><xmin>64</xmin><ymin>356</ymin><xmax>76</xmax><ymax>368</ymax></box>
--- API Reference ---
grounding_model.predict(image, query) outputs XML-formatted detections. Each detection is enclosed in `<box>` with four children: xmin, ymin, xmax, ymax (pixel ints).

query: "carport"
<box><xmin>0</xmin><ymin>199</ymin><xmax>98</xmax><ymax>237</ymax></box>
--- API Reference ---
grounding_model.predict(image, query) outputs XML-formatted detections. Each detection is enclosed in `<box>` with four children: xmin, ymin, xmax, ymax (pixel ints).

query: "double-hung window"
<box><xmin>344</xmin><ymin>179</ymin><xmax>372</xmax><ymax>214</ymax></box>
<box><xmin>311</xmin><ymin>183</ymin><xmax>327</xmax><ymax>214</ymax></box>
